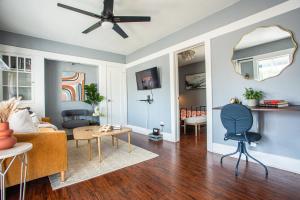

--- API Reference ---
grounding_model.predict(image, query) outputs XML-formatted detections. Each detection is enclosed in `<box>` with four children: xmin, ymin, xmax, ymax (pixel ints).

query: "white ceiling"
<box><xmin>178</xmin><ymin>45</ymin><xmax>205</xmax><ymax>67</ymax></box>
<box><xmin>235</xmin><ymin>26</ymin><xmax>291</xmax><ymax>50</ymax></box>
<box><xmin>0</xmin><ymin>0</ymin><xmax>239</xmax><ymax>55</ymax></box>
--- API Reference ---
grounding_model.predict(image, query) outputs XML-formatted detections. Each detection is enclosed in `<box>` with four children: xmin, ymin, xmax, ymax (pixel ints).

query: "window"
<box><xmin>1</xmin><ymin>54</ymin><xmax>32</xmax><ymax>101</ymax></box>
<box><xmin>257</xmin><ymin>54</ymin><xmax>290</xmax><ymax>80</ymax></box>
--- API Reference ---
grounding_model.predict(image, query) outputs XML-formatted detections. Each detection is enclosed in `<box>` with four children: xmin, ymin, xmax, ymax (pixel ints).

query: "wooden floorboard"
<box><xmin>6</xmin><ymin>127</ymin><xmax>300</xmax><ymax>200</ymax></box>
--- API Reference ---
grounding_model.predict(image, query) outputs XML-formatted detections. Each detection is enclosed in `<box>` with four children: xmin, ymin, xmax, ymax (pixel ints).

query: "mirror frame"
<box><xmin>231</xmin><ymin>25</ymin><xmax>298</xmax><ymax>81</ymax></box>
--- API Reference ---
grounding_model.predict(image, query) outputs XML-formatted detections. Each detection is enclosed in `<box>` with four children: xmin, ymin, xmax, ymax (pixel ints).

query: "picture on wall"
<box><xmin>61</xmin><ymin>71</ymin><xmax>85</xmax><ymax>101</ymax></box>
<box><xmin>185</xmin><ymin>73</ymin><xmax>206</xmax><ymax>90</ymax></box>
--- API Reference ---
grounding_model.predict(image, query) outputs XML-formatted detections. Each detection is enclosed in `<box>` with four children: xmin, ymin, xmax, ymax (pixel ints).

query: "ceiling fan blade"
<box><xmin>82</xmin><ymin>21</ymin><xmax>102</xmax><ymax>34</ymax></box>
<box><xmin>57</xmin><ymin>3</ymin><xmax>102</xmax><ymax>19</ymax></box>
<box><xmin>103</xmin><ymin>0</ymin><xmax>114</xmax><ymax>14</ymax></box>
<box><xmin>113</xmin><ymin>24</ymin><xmax>128</xmax><ymax>39</ymax></box>
<box><xmin>113</xmin><ymin>16</ymin><xmax>151</xmax><ymax>23</ymax></box>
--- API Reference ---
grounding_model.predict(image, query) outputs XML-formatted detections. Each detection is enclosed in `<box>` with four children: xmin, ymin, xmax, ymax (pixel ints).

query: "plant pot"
<box><xmin>0</xmin><ymin>122</ymin><xmax>17</xmax><ymax>150</ymax></box>
<box><xmin>247</xmin><ymin>99</ymin><xmax>258</xmax><ymax>107</ymax></box>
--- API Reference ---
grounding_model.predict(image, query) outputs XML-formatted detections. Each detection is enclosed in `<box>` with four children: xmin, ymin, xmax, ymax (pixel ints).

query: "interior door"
<box><xmin>106</xmin><ymin>66</ymin><xmax>123</xmax><ymax>125</ymax></box>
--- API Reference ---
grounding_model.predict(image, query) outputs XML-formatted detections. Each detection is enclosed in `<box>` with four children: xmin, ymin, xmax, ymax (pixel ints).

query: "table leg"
<box><xmin>1</xmin><ymin>173</ymin><xmax>4</xmax><ymax>200</ymax></box>
<box><xmin>128</xmin><ymin>132</ymin><xmax>132</xmax><ymax>153</ymax></box>
<box><xmin>0</xmin><ymin>160</ymin><xmax>4</xmax><ymax>200</ymax></box>
<box><xmin>97</xmin><ymin>137</ymin><xmax>102</xmax><ymax>162</ymax></box>
<box><xmin>75</xmin><ymin>140</ymin><xmax>78</xmax><ymax>148</ymax></box>
<box><xmin>18</xmin><ymin>153</ymin><xmax>28</xmax><ymax>200</ymax></box>
<box><xmin>1</xmin><ymin>156</ymin><xmax>17</xmax><ymax>200</ymax></box>
<box><xmin>195</xmin><ymin>125</ymin><xmax>198</xmax><ymax>137</ymax></box>
<box><xmin>88</xmin><ymin>140</ymin><xmax>92</xmax><ymax>161</ymax></box>
<box><xmin>116</xmin><ymin>136</ymin><xmax>119</xmax><ymax>149</ymax></box>
<box><xmin>112</xmin><ymin>136</ymin><xmax>115</xmax><ymax>146</ymax></box>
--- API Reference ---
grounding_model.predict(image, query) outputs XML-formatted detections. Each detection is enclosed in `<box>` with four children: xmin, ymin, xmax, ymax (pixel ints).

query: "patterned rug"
<box><xmin>49</xmin><ymin>137</ymin><xmax>158</xmax><ymax>190</ymax></box>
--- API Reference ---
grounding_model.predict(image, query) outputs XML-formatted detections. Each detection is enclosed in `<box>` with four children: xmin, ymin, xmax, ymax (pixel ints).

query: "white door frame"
<box><xmin>171</xmin><ymin>41</ymin><xmax>213</xmax><ymax>151</ymax></box>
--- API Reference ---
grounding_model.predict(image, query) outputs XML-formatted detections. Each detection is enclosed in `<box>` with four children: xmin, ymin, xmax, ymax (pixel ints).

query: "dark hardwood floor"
<box><xmin>7</xmin><ymin>127</ymin><xmax>300</xmax><ymax>200</ymax></box>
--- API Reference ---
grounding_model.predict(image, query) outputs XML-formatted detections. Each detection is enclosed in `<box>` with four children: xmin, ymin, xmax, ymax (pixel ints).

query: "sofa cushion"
<box><xmin>62</xmin><ymin>119</ymin><xmax>90</xmax><ymax>129</ymax></box>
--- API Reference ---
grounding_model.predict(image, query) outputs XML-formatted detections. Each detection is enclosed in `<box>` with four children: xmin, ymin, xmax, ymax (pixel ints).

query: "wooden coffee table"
<box><xmin>73</xmin><ymin>126</ymin><xmax>99</xmax><ymax>160</ymax></box>
<box><xmin>92</xmin><ymin>127</ymin><xmax>132</xmax><ymax>162</ymax></box>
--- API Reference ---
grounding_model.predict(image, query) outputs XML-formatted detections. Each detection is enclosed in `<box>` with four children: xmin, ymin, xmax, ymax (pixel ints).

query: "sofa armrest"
<box><xmin>5</xmin><ymin>131</ymin><xmax>68</xmax><ymax>187</ymax></box>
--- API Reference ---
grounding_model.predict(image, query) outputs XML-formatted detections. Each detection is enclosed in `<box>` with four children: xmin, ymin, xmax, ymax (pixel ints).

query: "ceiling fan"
<box><xmin>57</xmin><ymin>0</ymin><xmax>151</xmax><ymax>39</ymax></box>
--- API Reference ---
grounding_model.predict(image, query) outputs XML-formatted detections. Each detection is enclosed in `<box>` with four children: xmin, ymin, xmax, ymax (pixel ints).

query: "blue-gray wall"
<box><xmin>127</xmin><ymin>55</ymin><xmax>171</xmax><ymax>133</ymax></box>
<box><xmin>211</xmin><ymin>8</ymin><xmax>300</xmax><ymax>159</ymax></box>
<box><xmin>0</xmin><ymin>30</ymin><xmax>125</xmax><ymax>63</ymax></box>
<box><xmin>45</xmin><ymin>59</ymin><xmax>98</xmax><ymax>129</ymax></box>
<box><xmin>126</xmin><ymin>0</ymin><xmax>287</xmax><ymax>63</ymax></box>
<box><xmin>179</xmin><ymin>62</ymin><xmax>206</xmax><ymax>107</ymax></box>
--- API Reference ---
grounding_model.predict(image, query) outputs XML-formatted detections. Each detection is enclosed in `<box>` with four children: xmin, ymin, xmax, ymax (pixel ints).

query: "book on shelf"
<box><xmin>263</xmin><ymin>100</ymin><xmax>288</xmax><ymax>105</ymax></box>
<box><xmin>260</xmin><ymin>99</ymin><xmax>289</xmax><ymax>108</ymax></box>
<box><xmin>259</xmin><ymin>103</ymin><xmax>289</xmax><ymax>108</ymax></box>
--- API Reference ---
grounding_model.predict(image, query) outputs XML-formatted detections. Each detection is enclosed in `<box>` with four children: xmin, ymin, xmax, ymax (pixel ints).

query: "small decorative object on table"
<box><xmin>112</xmin><ymin>125</ymin><xmax>122</xmax><ymax>130</ymax></box>
<box><xmin>229</xmin><ymin>97</ymin><xmax>241</xmax><ymax>104</ymax></box>
<box><xmin>99</xmin><ymin>125</ymin><xmax>112</xmax><ymax>132</ymax></box>
<box><xmin>0</xmin><ymin>98</ymin><xmax>20</xmax><ymax>150</ymax></box>
<box><xmin>243</xmin><ymin>88</ymin><xmax>263</xmax><ymax>107</ymax></box>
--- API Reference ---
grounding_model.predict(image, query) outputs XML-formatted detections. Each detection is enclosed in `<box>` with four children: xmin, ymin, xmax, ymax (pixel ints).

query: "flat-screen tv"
<box><xmin>136</xmin><ymin>67</ymin><xmax>161</xmax><ymax>90</ymax></box>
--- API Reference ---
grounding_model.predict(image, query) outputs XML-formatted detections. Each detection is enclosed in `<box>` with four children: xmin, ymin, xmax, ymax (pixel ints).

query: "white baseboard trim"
<box><xmin>213</xmin><ymin>143</ymin><xmax>300</xmax><ymax>174</ymax></box>
<box><xmin>126</xmin><ymin>124</ymin><xmax>175</xmax><ymax>142</ymax></box>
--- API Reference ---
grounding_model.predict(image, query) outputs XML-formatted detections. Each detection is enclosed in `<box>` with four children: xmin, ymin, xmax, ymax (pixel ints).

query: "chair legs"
<box><xmin>220</xmin><ymin>142</ymin><xmax>240</xmax><ymax>164</ymax></box>
<box><xmin>220</xmin><ymin>141</ymin><xmax>268</xmax><ymax>176</ymax></box>
<box><xmin>243</xmin><ymin>146</ymin><xmax>268</xmax><ymax>176</ymax></box>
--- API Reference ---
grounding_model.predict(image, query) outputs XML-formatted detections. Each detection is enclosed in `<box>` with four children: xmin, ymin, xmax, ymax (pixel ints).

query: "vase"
<box><xmin>247</xmin><ymin>99</ymin><xmax>258</xmax><ymax>107</ymax></box>
<box><xmin>0</xmin><ymin>122</ymin><xmax>17</xmax><ymax>150</ymax></box>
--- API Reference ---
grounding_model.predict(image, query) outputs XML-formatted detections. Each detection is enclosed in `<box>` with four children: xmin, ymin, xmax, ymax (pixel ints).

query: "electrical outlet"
<box><xmin>250</xmin><ymin>143</ymin><xmax>257</xmax><ymax>148</ymax></box>
<box><xmin>160</xmin><ymin>122</ymin><xmax>165</xmax><ymax>132</ymax></box>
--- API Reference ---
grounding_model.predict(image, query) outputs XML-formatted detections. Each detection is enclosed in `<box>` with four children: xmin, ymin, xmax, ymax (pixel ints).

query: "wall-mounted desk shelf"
<box><xmin>213</xmin><ymin>105</ymin><xmax>300</xmax><ymax>112</ymax></box>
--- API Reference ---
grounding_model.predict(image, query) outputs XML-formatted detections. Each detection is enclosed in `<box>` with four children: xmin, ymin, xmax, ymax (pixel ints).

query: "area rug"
<box><xmin>49</xmin><ymin>137</ymin><xmax>158</xmax><ymax>190</ymax></box>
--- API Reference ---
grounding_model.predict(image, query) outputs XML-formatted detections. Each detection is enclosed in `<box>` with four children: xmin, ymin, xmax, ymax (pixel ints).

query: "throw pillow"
<box><xmin>9</xmin><ymin>109</ymin><xmax>38</xmax><ymax>133</ymax></box>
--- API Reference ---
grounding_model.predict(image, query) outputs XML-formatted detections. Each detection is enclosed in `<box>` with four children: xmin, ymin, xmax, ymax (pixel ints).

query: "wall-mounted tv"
<box><xmin>136</xmin><ymin>67</ymin><xmax>161</xmax><ymax>90</ymax></box>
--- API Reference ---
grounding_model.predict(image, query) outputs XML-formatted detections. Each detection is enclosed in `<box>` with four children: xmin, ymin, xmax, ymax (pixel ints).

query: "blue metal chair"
<box><xmin>220</xmin><ymin>104</ymin><xmax>268</xmax><ymax>176</ymax></box>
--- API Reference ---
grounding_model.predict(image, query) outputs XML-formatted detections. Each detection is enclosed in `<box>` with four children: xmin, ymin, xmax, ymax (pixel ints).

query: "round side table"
<box><xmin>0</xmin><ymin>142</ymin><xmax>32</xmax><ymax>200</ymax></box>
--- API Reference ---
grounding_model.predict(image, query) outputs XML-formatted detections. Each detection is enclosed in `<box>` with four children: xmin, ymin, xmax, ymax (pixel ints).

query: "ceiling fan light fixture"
<box><xmin>102</xmin><ymin>21</ymin><xmax>114</xmax><ymax>29</ymax></box>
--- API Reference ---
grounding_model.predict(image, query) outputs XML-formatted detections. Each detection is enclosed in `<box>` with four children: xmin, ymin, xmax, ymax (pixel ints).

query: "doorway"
<box><xmin>175</xmin><ymin>44</ymin><xmax>207</xmax><ymax>142</ymax></box>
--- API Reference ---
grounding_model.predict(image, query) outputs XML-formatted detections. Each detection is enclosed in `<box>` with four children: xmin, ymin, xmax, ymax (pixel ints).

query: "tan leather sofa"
<box><xmin>4</xmin><ymin>130</ymin><xmax>68</xmax><ymax>187</ymax></box>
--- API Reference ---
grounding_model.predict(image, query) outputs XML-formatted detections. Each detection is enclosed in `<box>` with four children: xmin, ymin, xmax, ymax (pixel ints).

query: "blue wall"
<box><xmin>126</xmin><ymin>0</ymin><xmax>287</xmax><ymax>63</ymax></box>
<box><xmin>127</xmin><ymin>55</ymin><xmax>171</xmax><ymax>133</ymax></box>
<box><xmin>211</xmin><ymin>8</ymin><xmax>300</xmax><ymax>159</ymax></box>
<box><xmin>0</xmin><ymin>30</ymin><xmax>125</xmax><ymax>63</ymax></box>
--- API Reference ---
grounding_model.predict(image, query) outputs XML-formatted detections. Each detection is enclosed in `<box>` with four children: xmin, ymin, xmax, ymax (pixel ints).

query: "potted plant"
<box><xmin>84</xmin><ymin>83</ymin><xmax>105</xmax><ymax>124</ymax></box>
<box><xmin>0</xmin><ymin>98</ymin><xmax>20</xmax><ymax>150</ymax></box>
<box><xmin>243</xmin><ymin>88</ymin><xmax>263</xmax><ymax>107</ymax></box>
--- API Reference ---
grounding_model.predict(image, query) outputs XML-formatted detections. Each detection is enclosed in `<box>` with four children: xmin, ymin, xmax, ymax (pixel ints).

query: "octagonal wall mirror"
<box><xmin>232</xmin><ymin>26</ymin><xmax>297</xmax><ymax>81</ymax></box>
